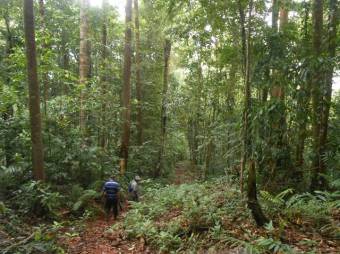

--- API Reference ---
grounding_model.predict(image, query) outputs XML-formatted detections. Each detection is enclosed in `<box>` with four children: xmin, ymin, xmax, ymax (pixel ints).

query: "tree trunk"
<box><xmin>134</xmin><ymin>0</ymin><xmax>143</xmax><ymax>146</ymax></box>
<box><xmin>38</xmin><ymin>0</ymin><xmax>48</xmax><ymax>117</ymax></box>
<box><xmin>119</xmin><ymin>0</ymin><xmax>133</xmax><ymax>175</ymax></box>
<box><xmin>319</xmin><ymin>0</ymin><xmax>338</xmax><ymax>180</ymax></box>
<box><xmin>295</xmin><ymin>3</ymin><xmax>311</xmax><ymax>169</ymax></box>
<box><xmin>272</xmin><ymin>0</ymin><xmax>279</xmax><ymax>31</ymax></box>
<box><xmin>267</xmin><ymin>0</ymin><xmax>292</xmax><ymax>184</ymax></box>
<box><xmin>310</xmin><ymin>0</ymin><xmax>324</xmax><ymax>191</ymax></box>
<box><xmin>79</xmin><ymin>0</ymin><xmax>90</xmax><ymax>132</ymax></box>
<box><xmin>247</xmin><ymin>160</ymin><xmax>269</xmax><ymax>226</ymax></box>
<box><xmin>279</xmin><ymin>1</ymin><xmax>288</xmax><ymax>30</ymax></box>
<box><xmin>23</xmin><ymin>0</ymin><xmax>45</xmax><ymax>181</ymax></box>
<box><xmin>100</xmin><ymin>0</ymin><xmax>108</xmax><ymax>150</ymax></box>
<box><xmin>2</xmin><ymin>9</ymin><xmax>14</xmax><ymax>166</ymax></box>
<box><xmin>241</xmin><ymin>0</ymin><xmax>268</xmax><ymax>226</ymax></box>
<box><xmin>238</xmin><ymin>0</ymin><xmax>246</xmax><ymax>194</ymax></box>
<box><xmin>155</xmin><ymin>39</ymin><xmax>171</xmax><ymax>177</ymax></box>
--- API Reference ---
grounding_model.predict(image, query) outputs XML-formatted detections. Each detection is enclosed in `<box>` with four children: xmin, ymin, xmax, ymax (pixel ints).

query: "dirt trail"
<box><xmin>61</xmin><ymin>212</ymin><xmax>152</xmax><ymax>254</ymax></box>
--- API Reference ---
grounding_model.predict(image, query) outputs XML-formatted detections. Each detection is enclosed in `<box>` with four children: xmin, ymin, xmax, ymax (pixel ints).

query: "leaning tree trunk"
<box><xmin>23</xmin><ymin>0</ymin><xmax>45</xmax><ymax>181</ymax></box>
<box><xmin>310</xmin><ymin>0</ymin><xmax>324</xmax><ymax>191</ymax></box>
<box><xmin>79</xmin><ymin>0</ymin><xmax>90</xmax><ymax>132</ymax></box>
<box><xmin>119</xmin><ymin>0</ymin><xmax>133</xmax><ymax>175</ymax></box>
<box><xmin>155</xmin><ymin>39</ymin><xmax>171</xmax><ymax>177</ymax></box>
<box><xmin>134</xmin><ymin>0</ymin><xmax>143</xmax><ymax>146</ymax></box>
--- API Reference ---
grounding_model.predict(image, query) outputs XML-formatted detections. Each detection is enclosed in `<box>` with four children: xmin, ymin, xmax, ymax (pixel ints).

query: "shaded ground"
<box><xmin>60</xmin><ymin>214</ymin><xmax>152</xmax><ymax>254</ymax></box>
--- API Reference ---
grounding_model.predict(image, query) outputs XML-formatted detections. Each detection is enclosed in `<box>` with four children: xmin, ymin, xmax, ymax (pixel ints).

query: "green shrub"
<box><xmin>13</xmin><ymin>181</ymin><xmax>63</xmax><ymax>218</ymax></box>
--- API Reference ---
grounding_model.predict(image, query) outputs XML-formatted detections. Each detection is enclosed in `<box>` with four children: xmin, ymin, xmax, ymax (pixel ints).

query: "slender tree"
<box><xmin>310</xmin><ymin>0</ymin><xmax>324</xmax><ymax>191</ymax></box>
<box><xmin>240</xmin><ymin>0</ymin><xmax>268</xmax><ymax>226</ymax></box>
<box><xmin>238</xmin><ymin>0</ymin><xmax>246</xmax><ymax>194</ymax></box>
<box><xmin>23</xmin><ymin>0</ymin><xmax>45</xmax><ymax>180</ymax></box>
<box><xmin>134</xmin><ymin>0</ymin><xmax>143</xmax><ymax>145</ymax></box>
<box><xmin>100</xmin><ymin>0</ymin><xmax>108</xmax><ymax>149</ymax></box>
<box><xmin>119</xmin><ymin>0</ymin><xmax>133</xmax><ymax>175</ymax></box>
<box><xmin>319</xmin><ymin>0</ymin><xmax>338</xmax><ymax>182</ymax></box>
<box><xmin>294</xmin><ymin>3</ymin><xmax>311</xmax><ymax>182</ymax></box>
<box><xmin>79</xmin><ymin>0</ymin><xmax>90</xmax><ymax>131</ymax></box>
<box><xmin>155</xmin><ymin>39</ymin><xmax>172</xmax><ymax>177</ymax></box>
<box><xmin>2</xmin><ymin>5</ymin><xmax>14</xmax><ymax>166</ymax></box>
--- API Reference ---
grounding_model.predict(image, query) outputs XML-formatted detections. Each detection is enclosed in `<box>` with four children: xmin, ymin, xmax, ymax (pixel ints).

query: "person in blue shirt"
<box><xmin>102</xmin><ymin>176</ymin><xmax>120</xmax><ymax>220</ymax></box>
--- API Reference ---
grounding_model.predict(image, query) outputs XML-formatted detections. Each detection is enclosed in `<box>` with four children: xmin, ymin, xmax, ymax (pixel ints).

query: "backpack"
<box><xmin>128</xmin><ymin>182</ymin><xmax>133</xmax><ymax>192</ymax></box>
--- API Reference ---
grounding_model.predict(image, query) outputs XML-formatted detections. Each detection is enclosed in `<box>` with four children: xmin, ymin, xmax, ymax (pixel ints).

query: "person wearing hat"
<box><xmin>102</xmin><ymin>176</ymin><xmax>120</xmax><ymax>220</ymax></box>
<box><xmin>128</xmin><ymin>175</ymin><xmax>141</xmax><ymax>201</ymax></box>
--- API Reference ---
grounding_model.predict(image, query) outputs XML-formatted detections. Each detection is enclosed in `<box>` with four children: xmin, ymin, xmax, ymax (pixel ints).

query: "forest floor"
<box><xmin>57</xmin><ymin>162</ymin><xmax>339</xmax><ymax>254</ymax></box>
<box><xmin>60</xmin><ymin>214</ymin><xmax>151</xmax><ymax>254</ymax></box>
<box><xmin>60</xmin><ymin>161</ymin><xmax>198</xmax><ymax>254</ymax></box>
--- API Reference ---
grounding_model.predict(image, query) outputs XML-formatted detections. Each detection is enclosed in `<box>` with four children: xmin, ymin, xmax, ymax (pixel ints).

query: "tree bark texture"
<box><xmin>120</xmin><ymin>0</ymin><xmax>133</xmax><ymax>175</ymax></box>
<box><xmin>24</xmin><ymin>0</ymin><xmax>45</xmax><ymax>181</ymax></box>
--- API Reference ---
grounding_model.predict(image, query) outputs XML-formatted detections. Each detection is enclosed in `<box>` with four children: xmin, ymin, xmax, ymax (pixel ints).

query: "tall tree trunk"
<box><xmin>134</xmin><ymin>0</ymin><xmax>143</xmax><ymax>146</ymax></box>
<box><xmin>279</xmin><ymin>1</ymin><xmax>288</xmax><ymax>30</ymax></box>
<box><xmin>119</xmin><ymin>0</ymin><xmax>133</xmax><ymax>175</ymax></box>
<box><xmin>310</xmin><ymin>0</ymin><xmax>324</xmax><ymax>191</ymax></box>
<box><xmin>38</xmin><ymin>0</ymin><xmax>48</xmax><ymax>117</ymax></box>
<box><xmin>3</xmin><ymin>9</ymin><xmax>14</xmax><ymax>166</ymax></box>
<box><xmin>319</xmin><ymin>0</ymin><xmax>338</xmax><ymax>179</ymax></box>
<box><xmin>23</xmin><ymin>0</ymin><xmax>45</xmax><ymax>181</ymax></box>
<box><xmin>155</xmin><ymin>39</ymin><xmax>171</xmax><ymax>177</ymax></box>
<box><xmin>272</xmin><ymin>0</ymin><xmax>279</xmax><ymax>31</ymax></box>
<box><xmin>267</xmin><ymin>0</ymin><xmax>292</xmax><ymax>185</ymax></box>
<box><xmin>295</xmin><ymin>3</ymin><xmax>311</xmax><ymax>169</ymax></box>
<box><xmin>79</xmin><ymin>0</ymin><xmax>90</xmax><ymax>132</ymax></box>
<box><xmin>100</xmin><ymin>0</ymin><xmax>108</xmax><ymax>150</ymax></box>
<box><xmin>238</xmin><ymin>0</ymin><xmax>246</xmax><ymax>194</ymax></box>
<box><xmin>241</xmin><ymin>0</ymin><xmax>268</xmax><ymax>226</ymax></box>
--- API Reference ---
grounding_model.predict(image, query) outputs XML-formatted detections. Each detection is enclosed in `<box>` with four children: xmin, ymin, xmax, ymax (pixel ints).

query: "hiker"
<box><xmin>128</xmin><ymin>175</ymin><xmax>141</xmax><ymax>201</ymax></box>
<box><xmin>102</xmin><ymin>176</ymin><xmax>120</xmax><ymax>220</ymax></box>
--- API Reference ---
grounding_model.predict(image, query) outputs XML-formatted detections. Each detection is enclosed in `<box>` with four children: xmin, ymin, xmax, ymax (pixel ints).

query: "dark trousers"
<box><xmin>131</xmin><ymin>191</ymin><xmax>139</xmax><ymax>202</ymax></box>
<box><xmin>105</xmin><ymin>198</ymin><xmax>118</xmax><ymax>219</ymax></box>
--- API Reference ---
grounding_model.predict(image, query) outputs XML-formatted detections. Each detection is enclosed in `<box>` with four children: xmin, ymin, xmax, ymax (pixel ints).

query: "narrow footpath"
<box><xmin>62</xmin><ymin>214</ymin><xmax>151</xmax><ymax>254</ymax></box>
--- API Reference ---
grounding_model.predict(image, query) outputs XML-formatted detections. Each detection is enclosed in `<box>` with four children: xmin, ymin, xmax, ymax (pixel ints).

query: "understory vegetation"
<box><xmin>119</xmin><ymin>178</ymin><xmax>339</xmax><ymax>253</ymax></box>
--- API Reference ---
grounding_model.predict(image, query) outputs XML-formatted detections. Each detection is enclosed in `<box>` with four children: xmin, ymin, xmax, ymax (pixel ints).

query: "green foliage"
<box><xmin>122</xmin><ymin>178</ymin><xmax>248</xmax><ymax>252</ymax></box>
<box><xmin>72</xmin><ymin>189</ymin><xmax>100</xmax><ymax>213</ymax></box>
<box><xmin>12</xmin><ymin>181</ymin><xmax>63</xmax><ymax>218</ymax></box>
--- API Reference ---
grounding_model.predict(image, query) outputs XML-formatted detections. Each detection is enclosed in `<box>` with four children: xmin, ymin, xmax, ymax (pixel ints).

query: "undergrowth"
<box><xmin>120</xmin><ymin>178</ymin><xmax>340</xmax><ymax>253</ymax></box>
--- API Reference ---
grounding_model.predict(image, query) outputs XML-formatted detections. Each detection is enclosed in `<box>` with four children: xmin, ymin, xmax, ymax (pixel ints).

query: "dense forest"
<box><xmin>0</xmin><ymin>0</ymin><xmax>339</xmax><ymax>253</ymax></box>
